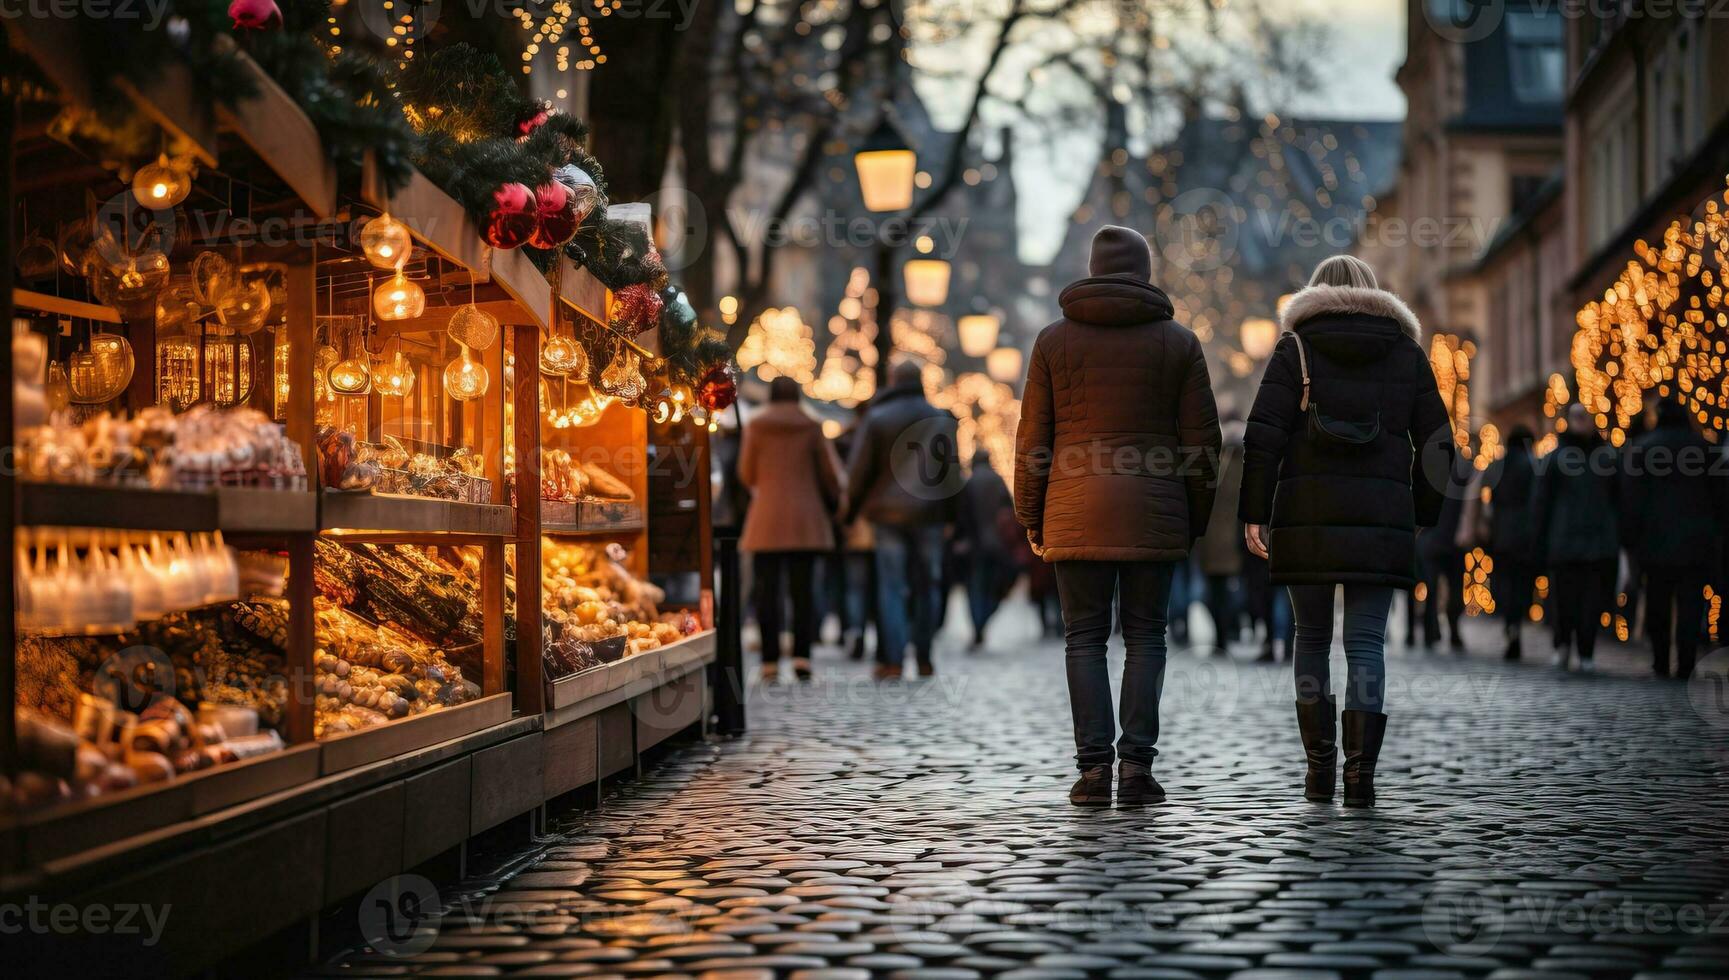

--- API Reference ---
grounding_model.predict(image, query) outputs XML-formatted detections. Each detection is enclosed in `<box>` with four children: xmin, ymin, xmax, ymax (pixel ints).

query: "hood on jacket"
<box><xmin>1058</xmin><ymin>276</ymin><xmax>1175</xmax><ymax>327</ymax></box>
<box><xmin>1280</xmin><ymin>283</ymin><xmax>1421</xmax><ymax>364</ymax></box>
<box><xmin>1089</xmin><ymin>225</ymin><xmax>1153</xmax><ymax>279</ymax></box>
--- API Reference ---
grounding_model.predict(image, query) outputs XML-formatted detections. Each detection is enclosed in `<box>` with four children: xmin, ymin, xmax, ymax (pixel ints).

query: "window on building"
<box><xmin>1510</xmin><ymin>174</ymin><xmax>1547</xmax><ymax>213</ymax></box>
<box><xmin>1506</xmin><ymin>9</ymin><xmax>1565</xmax><ymax>103</ymax></box>
<box><xmin>1587</xmin><ymin>85</ymin><xmax>1640</xmax><ymax>250</ymax></box>
<box><xmin>1647</xmin><ymin>22</ymin><xmax>1703</xmax><ymax>192</ymax></box>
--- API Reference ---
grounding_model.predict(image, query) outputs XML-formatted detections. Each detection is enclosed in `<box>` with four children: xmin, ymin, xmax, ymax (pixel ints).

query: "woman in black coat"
<box><xmin>1240</xmin><ymin>255</ymin><xmax>1456</xmax><ymax>807</ymax></box>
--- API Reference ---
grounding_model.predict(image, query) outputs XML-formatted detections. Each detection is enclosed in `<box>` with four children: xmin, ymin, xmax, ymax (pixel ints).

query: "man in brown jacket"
<box><xmin>1014</xmin><ymin>224</ymin><xmax>1221</xmax><ymax>807</ymax></box>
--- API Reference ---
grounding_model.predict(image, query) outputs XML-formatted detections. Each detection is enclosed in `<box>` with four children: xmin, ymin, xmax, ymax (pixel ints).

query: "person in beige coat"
<box><xmin>739</xmin><ymin>377</ymin><xmax>844</xmax><ymax>681</ymax></box>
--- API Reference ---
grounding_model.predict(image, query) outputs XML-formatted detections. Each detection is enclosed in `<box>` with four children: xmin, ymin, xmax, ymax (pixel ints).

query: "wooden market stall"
<box><xmin>2</xmin><ymin>21</ymin><xmax>724</xmax><ymax>975</ymax></box>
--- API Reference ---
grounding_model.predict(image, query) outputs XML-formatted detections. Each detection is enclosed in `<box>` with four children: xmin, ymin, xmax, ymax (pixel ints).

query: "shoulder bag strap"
<box><xmin>1285</xmin><ymin>330</ymin><xmax>1311</xmax><ymax>411</ymax></box>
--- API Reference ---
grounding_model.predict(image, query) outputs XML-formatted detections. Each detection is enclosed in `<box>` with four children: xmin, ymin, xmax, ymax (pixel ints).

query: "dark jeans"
<box><xmin>1494</xmin><ymin>560</ymin><xmax>1536</xmax><ymax>640</ymax></box>
<box><xmin>1289</xmin><ymin>583</ymin><xmax>1392</xmax><ymax>712</ymax></box>
<box><xmin>873</xmin><ymin>523</ymin><xmax>945</xmax><ymax>668</ymax></box>
<box><xmin>1645</xmin><ymin>565</ymin><xmax>1706</xmax><ymax>678</ymax></box>
<box><xmin>1420</xmin><ymin>548</ymin><xmax>1465</xmax><ymax>645</ymax></box>
<box><xmin>1203</xmin><ymin>573</ymin><xmax>1235</xmax><ymax>650</ymax></box>
<box><xmin>966</xmin><ymin>553</ymin><xmax>1005</xmax><ymax>639</ymax></box>
<box><xmin>753</xmin><ymin>551</ymin><xmax>816</xmax><ymax>664</ymax></box>
<box><xmin>1054</xmin><ymin>560</ymin><xmax>1175</xmax><ymax>770</ymax></box>
<box><xmin>1551</xmin><ymin>560</ymin><xmax>1615</xmax><ymax>662</ymax></box>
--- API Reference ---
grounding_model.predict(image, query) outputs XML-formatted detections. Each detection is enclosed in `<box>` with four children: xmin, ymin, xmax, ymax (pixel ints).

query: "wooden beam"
<box><xmin>556</xmin><ymin>256</ymin><xmax>610</xmax><ymax>325</ymax></box>
<box><xmin>111</xmin><ymin>63</ymin><xmax>218</xmax><ymax>167</ymax></box>
<box><xmin>513</xmin><ymin>322</ymin><xmax>544</xmax><ymax>715</ymax></box>
<box><xmin>12</xmin><ymin>289</ymin><xmax>120</xmax><ymax>324</ymax></box>
<box><xmin>217</xmin><ymin>55</ymin><xmax>337</xmax><ymax>218</ymax></box>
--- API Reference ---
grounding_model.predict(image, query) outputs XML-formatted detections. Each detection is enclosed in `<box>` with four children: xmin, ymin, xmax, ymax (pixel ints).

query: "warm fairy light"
<box><xmin>958</xmin><ymin>313</ymin><xmax>1000</xmax><ymax>358</ymax></box>
<box><xmin>1239</xmin><ymin>316</ymin><xmax>1278</xmax><ymax>361</ymax></box>
<box><xmin>1463</xmin><ymin>547</ymin><xmax>1494</xmax><ymax>616</ymax></box>
<box><xmin>903</xmin><ymin>259</ymin><xmax>951</xmax><ymax>307</ymax></box>
<box><xmin>359</xmin><ymin>213</ymin><xmax>413</xmax><ymax>270</ymax></box>
<box><xmin>373</xmin><ymin>272</ymin><xmax>425</xmax><ymax>321</ymax></box>
<box><xmin>737</xmin><ymin>307</ymin><xmax>817</xmax><ymax>383</ymax></box>
<box><xmin>806</xmin><ymin>267</ymin><xmax>878</xmax><ymax>406</ymax></box>
<box><xmin>132</xmin><ymin>154</ymin><xmax>191</xmax><ymax>208</ymax></box>
<box><xmin>929</xmin><ymin>371</ymin><xmax>1021</xmax><ymax>484</ymax></box>
<box><xmin>375</xmin><ymin>350</ymin><xmax>415</xmax><ymax>398</ymax></box>
<box><xmin>1572</xmin><ymin>175</ymin><xmax>1729</xmax><ymax>440</ymax></box>
<box><xmin>443</xmin><ymin>344</ymin><xmax>490</xmax><ymax>401</ymax></box>
<box><xmin>985</xmin><ymin>346</ymin><xmax>1023</xmax><ymax>383</ymax></box>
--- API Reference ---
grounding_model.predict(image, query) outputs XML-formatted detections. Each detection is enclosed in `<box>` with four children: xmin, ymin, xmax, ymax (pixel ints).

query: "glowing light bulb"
<box><xmin>373</xmin><ymin>272</ymin><xmax>425</xmax><ymax>321</ymax></box>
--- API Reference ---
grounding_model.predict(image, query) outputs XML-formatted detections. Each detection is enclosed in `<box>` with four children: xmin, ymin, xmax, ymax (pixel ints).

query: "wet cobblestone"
<box><xmin>317</xmin><ymin>609</ymin><xmax>1729</xmax><ymax>978</ymax></box>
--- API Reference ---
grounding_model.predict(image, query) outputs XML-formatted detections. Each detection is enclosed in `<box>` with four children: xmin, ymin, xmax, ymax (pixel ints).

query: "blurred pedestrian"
<box><xmin>1015</xmin><ymin>224</ymin><xmax>1221</xmax><ymax>808</ymax></box>
<box><xmin>738</xmin><ymin>377</ymin><xmax>844</xmax><ymax>682</ymax></box>
<box><xmin>957</xmin><ymin>449</ymin><xmax>1014</xmax><ymax>649</ymax></box>
<box><xmin>833</xmin><ymin>412</ymin><xmax>876</xmax><ymax>661</ymax></box>
<box><xmin>843</xmin><ymin>360</ymin><xmax>961</xmax><ymax>680</ymax></box>
<box><xmin>1241</xmin><ymin>255</ymin><xmax>1456</xmax><ymax>808</ymax></box>
<box><xmin>1196</xmin><ymin>417</ymin><xmax>1246</xmax><ymax>654</ymax></box>
<box><xmin>1534</xmin><ymin>402</ymin><xmax>1622</xmax><ymax>672</ymax></box>
<box><xmin>1478</xmin><ymin>424</ymin><xmax>1539</xmax><ymax>659</ymax></box>
<box><xmin>1416</xmin><ymin>455</ymin><xmax>1472</xmax><ymax>651</ymax></box>
<box><xmin>1620</xmin><ymin>400</ymin><xmax>1726</xmax><ymax>679</ymax></box>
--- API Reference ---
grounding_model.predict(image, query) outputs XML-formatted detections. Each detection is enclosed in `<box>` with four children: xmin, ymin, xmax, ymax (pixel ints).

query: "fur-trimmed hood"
<box><xmin>1279</xmin><ymin>284</ymin><xmax>1421</xmax><ymax>340</ymax></box>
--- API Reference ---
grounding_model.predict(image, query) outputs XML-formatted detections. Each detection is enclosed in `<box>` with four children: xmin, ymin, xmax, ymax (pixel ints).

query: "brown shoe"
<box><xmin>872</xmin><ymin>664</ymin><xmax>902</xmax><ymax>682</ymax></box>
<box><xmin>1116</xmin><ymin>761</ymin><xmax>1165</xmax><ymax>806</ymax></box>
<box><xmin>917</xmin><ymin>661</ymin><xmax>936</xmax><ymax>678</ymax></box>
<box><xmin>1069</xmin><ymin>765</ymin><xmax>1111</xmax><ymax>807</ymax></box>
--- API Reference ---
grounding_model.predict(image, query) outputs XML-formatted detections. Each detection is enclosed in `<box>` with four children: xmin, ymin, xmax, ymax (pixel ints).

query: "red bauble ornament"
<box><xmin>697</xmin><ymin>363</ymin><xmax>737</xmax><ymax>412</ymax></box>
<box><xmin>611</xmin><ymin>283</ymin><xmax>664</xmax><ymax>331</ymax></box>
<box><xmin>228</xmin><ymin>0</ymin><xmax>281</xmax><ymax>29</ymax></box>
<box><xmin>529</xmin><ymin>180</ymin><xmax>580</xmax><ymax>250</ymax></box>
<box><xmin>517</xmin><ymin>103</ymin><xmax>552</xmax><ymax>139</ymax></box>
<box><xmin>484</xmin><ymin>183</ymin><xmax>539</xmax><ymax>250</ymax></box>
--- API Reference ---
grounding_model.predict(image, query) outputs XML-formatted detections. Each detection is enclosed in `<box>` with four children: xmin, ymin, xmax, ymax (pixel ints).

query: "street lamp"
<box><xmin>958</xmin><ymin>313</ymin><xmax>1000</xmax><ymax>357</ymax></box>
<box><xmin>903</xmin><ymin>259</ymin><xmax>950</xmax><ymax>306</ymax></box>
<box><xmin>1240</xmin><ymin>316</ymin><xmax>1278</xmax><ymax>360</ymax></box>
<box><xmin>854</xmin><ymin>116</ymin><xmax>916</xmax><ymax>213</ymax></box>
<box><xmin>986</xmin><ymin>346</ymin><xmax>1023</xmax><ymax>383</ymax></box>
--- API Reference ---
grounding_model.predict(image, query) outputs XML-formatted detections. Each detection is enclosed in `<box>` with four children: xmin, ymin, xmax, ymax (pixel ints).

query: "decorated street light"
<box><xmin>854</xmin><ymin>115</ymin><xmax>916</xmax><ymax>213</ymax></box>
<box><xmin>958</xmin><ymin>313</ymin><xmax>1000</xmax><ymax>358</ymax></box>
<box><xmin>903</xmin><ymin>259</ymin><xmax>951</xmax><ymax>307</ymax></box>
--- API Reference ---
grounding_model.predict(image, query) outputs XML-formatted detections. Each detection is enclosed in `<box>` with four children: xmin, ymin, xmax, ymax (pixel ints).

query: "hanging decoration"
<box><xmin>373</xmin><ymin>271</ymin><xmax>426</xmax><ymax>321</ymax></box>
<box><xmin>359</xmin><ymin>213</ymin><xmax>413</xmax><ymax>270</ymax></box>
<box><xmin>447</xmin><ymin>303</ymin><xmax>500</xmax><ymax>351</ymax></box>
<box><xmin>375</xmin><ymin>349</ymin><xmax>416</xmax><ymax>398</ymax></box>
<box><xmin>228</xmin><ymin>0</ymin><xmax>282</xmax><ymax>30</ymax></box>
<box><xmin>696</xmin><ymin>363</ymin><xmax>737</xmax><ymax>413</ymax></box>
<box><xmin>554</xmin><ymin>165</ymin><xmax>599</xmax><ymax>225</ymax></box>
<box><xmin>610</xmin><ymin>283</ymin><xmax>663</xmax><ymax>333</ymax></box>
<box><xmin>328</xmin><ymin>319</ymin><xmax>372</xmax><ymax>396</ymax></box>
<box><xmin>69</xmin><ymin>333</ymin><xmax>136</xmax><ymax>404</ymax></box>
<box><xmin>131</xmin><ymin>153</ymin><xmax>193</xmax><ymax>209</ymax></box>
<box><xmin>530</xmin><ymin>180</ymin><xmax>580</xmax><ymax>250</ymax></box>
<box><xmin>484</xmin><ymin>183</ymin><xmax>539</xmax><ymax>250</ymax></box>
<box><xmin>443</xmin><ymin>344</ymin><xmax>490</xmax><ymax>401</ymax></box>
<box><xmin>540</xmin><ymin>330</ymin><xmax>587</xmax><ymax>378</ymax></box>
<box><xmin>214</xmin><ymin>272</ymin><xmax>273</xmax><ymax>333</ymax></box>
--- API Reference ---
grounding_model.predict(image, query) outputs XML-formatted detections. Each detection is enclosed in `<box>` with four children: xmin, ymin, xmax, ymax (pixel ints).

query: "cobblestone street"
<box><xmin>321</xmin><ymin>603</ymin><xmax>1729</xmax><ymax>979</ymax></box>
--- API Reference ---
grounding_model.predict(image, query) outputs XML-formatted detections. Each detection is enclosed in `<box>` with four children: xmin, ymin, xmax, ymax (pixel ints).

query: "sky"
<box><xmin>917</xmin><ymin>0</ymin><xmax>1408</xmax><ymax>265</ymax></box>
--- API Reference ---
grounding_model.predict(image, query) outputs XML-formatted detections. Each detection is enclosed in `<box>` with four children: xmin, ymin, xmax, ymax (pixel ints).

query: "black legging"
<box><xmin>1550</xmin><ymin>560</ymin><xmax>1614</xmax><ymax>662</ymax></box>
<box><xmin>1644</xmin><ymin>565</ymin><xmax>1706</xmax><ymax>677</ymax></box>
<box><xmin>754</xmin><ymin>551</ymin><xmax>816</xmax><ymax>664</ymax></box>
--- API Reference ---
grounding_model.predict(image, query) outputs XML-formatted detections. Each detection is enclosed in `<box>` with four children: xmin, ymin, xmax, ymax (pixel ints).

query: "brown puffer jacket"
<box><xmin>1014</xmin><ymin>227</ymin><xmax>1222</xmax><ymax>562</ymax></box>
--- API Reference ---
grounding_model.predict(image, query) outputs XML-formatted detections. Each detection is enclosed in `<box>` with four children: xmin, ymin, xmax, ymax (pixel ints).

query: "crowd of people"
<box><xmin>723</xmin><ymin>227</ymin><xmax>1727</xmax><ymax>809</ymax></box>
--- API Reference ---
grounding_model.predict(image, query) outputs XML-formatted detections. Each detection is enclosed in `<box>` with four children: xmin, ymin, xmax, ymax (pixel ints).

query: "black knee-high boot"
<box><xmin>1342</xmin><ymin>709</ymin><xmax>1388</xmax><ymax>808</ymax></box>
<box><xmin>1295</xmin><ymin>697</ymin><xmax>1336</xmax><ymax>802</ymax></box>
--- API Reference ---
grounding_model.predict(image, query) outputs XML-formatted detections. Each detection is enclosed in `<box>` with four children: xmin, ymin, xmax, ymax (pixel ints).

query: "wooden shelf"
<box><xmin>539</xmin><ymin>498</ymin><xmax>644</xmax><ymax>536</ymax></box>
<box><xmin>0</xmin><ymin>743</ymin><xmax>320</xmax><ymax>871</ymax></box>
<box><xmin>545</xmin><ymin>630</ymin><xmax>715</xmax><ymax>728</ymax></box>
<box><xmin>319</xmin><ymin>693</ymin><xmax>514</xmax><ymax>775</ymax></box>
<box><xmin>17</xmin><ymin>483</ymin><xmax>317</xmax><ymax>535</ymax></box>
<box><xmin>320</xmin><ymin>491</ymin><xmax>514</xmax><ymax>536</ymax></box>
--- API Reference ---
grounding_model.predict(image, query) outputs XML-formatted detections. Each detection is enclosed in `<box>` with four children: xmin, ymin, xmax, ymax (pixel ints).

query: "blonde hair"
<box><xmin>1308</xmin><ymin>255</ymin><xmax>1379</xmax><ymax>290</ymax></box>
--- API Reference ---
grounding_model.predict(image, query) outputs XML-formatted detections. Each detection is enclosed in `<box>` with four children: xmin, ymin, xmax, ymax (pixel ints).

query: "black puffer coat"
<box><xmin>1014</xmin><ymin>241</ymin><xmax>1221</xmax><ymax>562</ymax></box>
<box><xmin>843</xmin><ymin>374</ymin><xmax>962</xmax><ymax>528</ymax></box>
<box><xmin>1620</xmin><ymin>415</ymin><xmax>1729</xmax><ymax>570</ymax></box>
<box><xmin>1239</xmin><ymin>284</ymin><xmax>1457</xmax><ymax>587</ymax></box>
<box><xmin>1534</xmin><ymin>429</ymin><xmax>1620</xmax><ymax>565</ymax></box>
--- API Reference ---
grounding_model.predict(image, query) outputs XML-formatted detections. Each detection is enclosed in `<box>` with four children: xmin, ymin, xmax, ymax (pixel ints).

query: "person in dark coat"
<box><xmin>843</xmin><ymin>360</ymin><xmax>961</xmax><ymax>680</ymax></box>
<box><xmin>1417</xmin><ymin>458</ymin><xmax>1471</xmax><ymax>651</ymax></box>
<box><xmin>956</xmin><ymin>449</ymin><xmax>1014</xmax><ymax>649</ymax></box>
<box><xmin>1482</xmin><ymin>425</ymin><xmax>1540</xmax><ymax>659</ymax></box>
<box><xmin>1240</xmin><ymin>255</ymin><xmax>1456</xmax><ymax>808</ymax></box>
<box><xmin>1196</xmin><ymin>419</ymin><xmax>1246</xmax><ymax>654</ymax></box>
<box><xmin>1620</xmin><ymin>400</ymin><xmax>1727</xmax><ymax>678</ymax></box>
<box><xmin>1015</xmin><ymin>224</ymin><xmax>1221</xmax><ymax>808</ymax></box>
<box><xmin>1533</xmin><ymin>402</ymin><xmax>1622</xmax><ymax>671</ymax></box>
<box><xmin>738</xmin><ymin>377</ymin><xmax>845</xmax><ymax>682</ymax></box>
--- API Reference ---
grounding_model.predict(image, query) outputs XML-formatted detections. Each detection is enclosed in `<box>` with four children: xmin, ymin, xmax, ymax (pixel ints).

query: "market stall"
<box><xmin>1</xmin><ymin>6</ymin><xmax>734</xmax><ymax>972</ymax></box>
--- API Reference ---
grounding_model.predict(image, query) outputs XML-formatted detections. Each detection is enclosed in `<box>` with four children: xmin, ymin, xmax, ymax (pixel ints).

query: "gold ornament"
<box><xmin>359</xmin><ymin>213</ymin><xmax>412</xmax><ymax>270</ymax></box>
